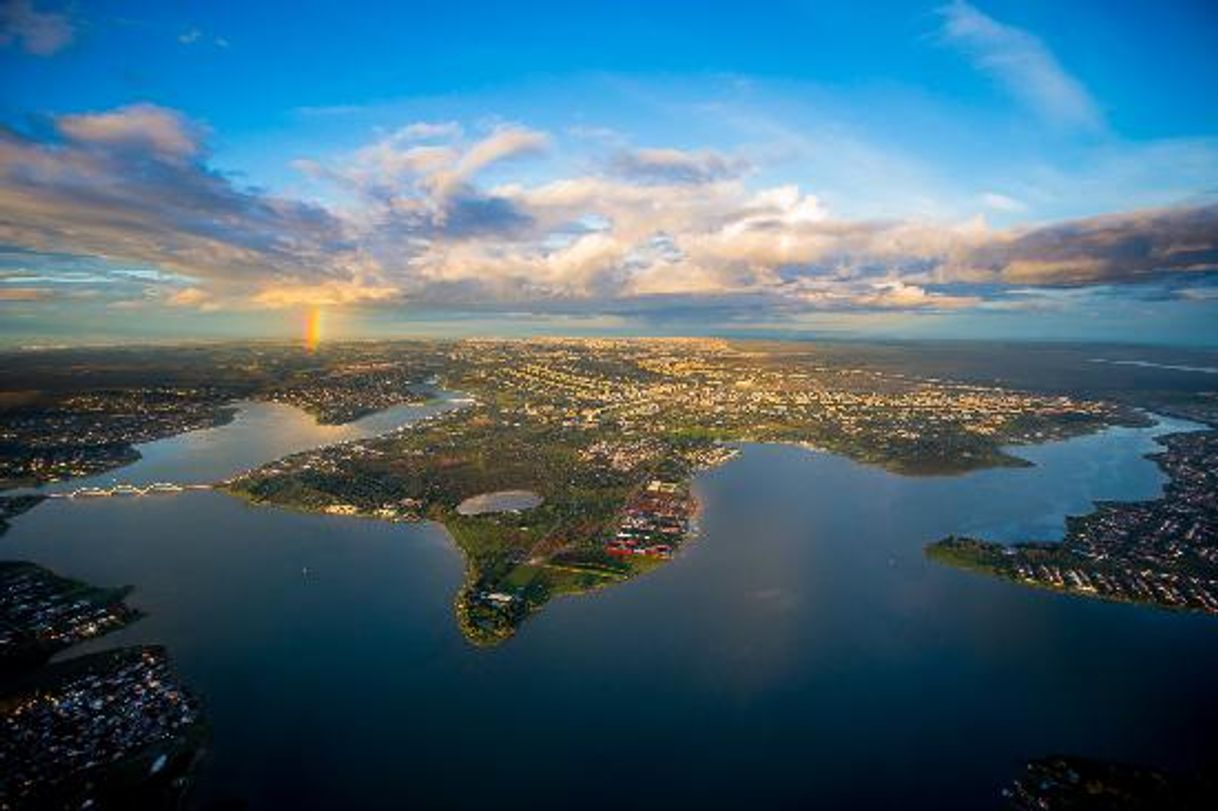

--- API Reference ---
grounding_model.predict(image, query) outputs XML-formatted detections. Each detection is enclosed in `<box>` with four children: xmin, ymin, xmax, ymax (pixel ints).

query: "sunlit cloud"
<box><xmin>826</xmin><ymin>280</ymin><xmax>981</xmax><ymax>311</ymax></box>
<box><xmin>397</xmin><ymin>121</ymin><xmax>464</xmax><ymax>141</ymax></box>
<box><xmin>165</xmin><ymin>287</ymin><xmax>214</xmax><ymax>309</ymax></box>
<box><xmin>1</xmin><ymin>102</ymin><xmax>1216</xmax><ymax>324</ymax></box>
<box><xmin>56</xmin><ymin>104</ymin><xmax>204</xmax><ymax>159</ymax></box>
<box><xmin>250</xmin><ymin>279</ymin><xmax>400</xmax><ymax>309</ymax></box>
<box><xmin>0</xmin><ymin>286</ymin><xmax>52</xmax><ymax>301</ymax></box>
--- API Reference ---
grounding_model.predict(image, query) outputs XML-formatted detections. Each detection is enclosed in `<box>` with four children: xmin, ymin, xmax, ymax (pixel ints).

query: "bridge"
<box><xmin>52</xmin><ymin>482</ymin><xmax>212</xmax><ymax>499</ymax></box>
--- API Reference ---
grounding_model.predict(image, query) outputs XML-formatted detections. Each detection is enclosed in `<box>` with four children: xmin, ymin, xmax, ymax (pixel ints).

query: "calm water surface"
<box><xmin>456</xmin><ymin>489</ymin><xmax>544</xmax><ymax>515</ymax></box>
<box><xmin>3</xmin><ymin>408</ymin><xmax>1216</xmax><ymax>809</ymax></box>
<box><xmin>34</xmin><ymin>393</ymin><xmax>471</xmax><ymax>492</ymax></box>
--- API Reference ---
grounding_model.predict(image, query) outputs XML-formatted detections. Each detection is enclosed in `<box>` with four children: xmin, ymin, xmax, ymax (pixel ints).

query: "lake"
<box><xmin>2</xmin><ymin>405</ymin><xmax>1215</xmax><ymax>809</ymax></box>
<box><xmin>32</xmin><ymin>393</ymin><xmax>473</xmax><ymax>493</ymax></box>
<box><xmin>456</xmin><ymin>489</ymin><xmax>544</xmax><ymax>515</ymax></box>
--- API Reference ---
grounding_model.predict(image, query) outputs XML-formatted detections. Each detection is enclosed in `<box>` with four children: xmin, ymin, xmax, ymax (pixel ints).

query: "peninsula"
<box><xmin>223</xmin><ymin>338</ymin><xmax>1131</xmax><ymax>643</ymax></box>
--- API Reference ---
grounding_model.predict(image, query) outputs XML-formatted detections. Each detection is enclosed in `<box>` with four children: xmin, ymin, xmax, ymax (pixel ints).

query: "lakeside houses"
<box><xmin>0</xmin><ymin>386</ymin><xmax>234</xmax><ymax>485</ymax></box>
<box><xmin>0</xmin><ymin>647</ymin><xmax>202</xmax><ymax>807</ymax></box>
<box><xmin>606</xmin><ymin>479</ymin><xmax>694</xmax><ymax>560</ymax></box>
<box><xmin>264</xmin><ymin>359</ymin><xmax>432</xmax><ymax>423</ymax></box>
<box><xmin>1</xmin><ymin>563</ymin><xmax>139</xmax><ymax>668</ymax></box>
<box><xmin>929</xmin><ymin>428</ymin><xmax>1218</xmax><ymax>615</ymax></box>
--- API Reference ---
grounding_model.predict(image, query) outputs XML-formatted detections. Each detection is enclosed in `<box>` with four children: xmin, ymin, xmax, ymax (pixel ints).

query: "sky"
<box><xmin>1</xmin><ymin>0</ymin><xmax>1217</xmax><ymax>346</ymax></box>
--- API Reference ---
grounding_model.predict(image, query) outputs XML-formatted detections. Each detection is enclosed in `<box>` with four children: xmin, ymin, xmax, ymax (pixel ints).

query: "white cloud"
<box><xmin>939</xmin><ymin>1</ymin><xmax>1102</xmax><ymax>130</ymax></box>
<box><xmin>4</xmin><ymin>104</ymin><xmax>1217</xmax><ymax>315</ymax></box>
<box><xmin>332</xmin><ymin>125</ymin><xmax>549</xmax><ymax>203</ymax></box>
<box><xmin>397</xmin><ymin>121</ymin><xmax>463</xmax><ymax>141</ymax></box>
<box><xmin>449</xmin><ymin>127</ymin><xmax>549</xmax><ymax>184</ymax></box>
<box><xmin>981</xmin><ymin>192</ymin><xmax>1026</xmax><ymax>212</ymax></box>
<box><xmin>178</xmin><ymin>26</ymin><xmax>228</xmax><ymax>48</ymax></box>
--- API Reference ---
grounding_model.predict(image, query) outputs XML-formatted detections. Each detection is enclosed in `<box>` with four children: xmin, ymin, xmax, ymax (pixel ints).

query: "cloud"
<box><xmin>250</xmin><ymin>278</ymin><xmax>399</xmax><ymax>308</ymax></box>
<box><xmin>1178</xmin><ymin>286</ymin><xmax>1218</xmax><ymax>302</ymax></box>
<box><xmin>165</xmin><ymin>287</ymin><xmax>211</xmax><ymax>307</ymax></box>
<box><xmin>57</xmin><ymin>104</ymin><xmax>203</xmax><ymax>159</ymax></box>
<box><xmin>939</xmin><ymin>1</ymin><xmax>1102</xmax><ymax>130</ymax></box>
<box><xmin>178</xmin><ymin>26</ymin><xmax>228</xmax><ymax>48</ymax></box>
<box><xmin>0</xmin><ymin>104</ymin><xmax>379</xmax><ymax>307</ymax></box>
<box><xmin>3</xmin><ymin>105</ymin><xmax>1216</xmax><ymax>319</ymax></box>
<box><xmin>437</xmin><ymin>193</ymin><xmax>534</xmax><ymax>238</ymax></box>
<box><xmin>981</xmin><ymin>192</ymin><xmax>1026</xmax><ymax>213</ymax></box>
<box><xmin>0</xmin><ymin>286</ymin><xmax>52</xmax><ymax>301</ymax></box>
<box><xmin>304</xmin><ymin>124</ymin><xmax>548</xmax><ymax>246</ymax></box>
<box><xmin>440</xmin><ymin>126</ymin><xmax>549</xmax><ymax>192</ymax></box>
<box><xmin>948</xmin><ymin>204</ymin><xmax>1218</xmax><ymax>284</ymax></box>
<box><xmin>610</xmin><ymin>147</ymin><xmax>750</xmax><ymax>185</ymax></box>
<box><xmin>319</xmin><ymin>124</ymin><xmax>549</xmax><ymax>199</ymax></box>
<box><xmin>851</xmin><ymin>281</ymin><xmax>980</xmax><ymax>310</ymax></box>
<box><xmin>0</xmin><ymin>0</ymin><xmax>72</xmax><ymax>55</ymax></box>
<box><xmin>397</xmin><ymin>121</ymin><xmax>463</xmax><ymax>141</ymax></box>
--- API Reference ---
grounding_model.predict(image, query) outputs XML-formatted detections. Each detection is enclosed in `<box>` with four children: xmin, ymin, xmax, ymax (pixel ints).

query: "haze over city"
<box><xmin>2</xmin><ymin>0</ymin><xmax>1216</xmax><ymax>345</ymax></box>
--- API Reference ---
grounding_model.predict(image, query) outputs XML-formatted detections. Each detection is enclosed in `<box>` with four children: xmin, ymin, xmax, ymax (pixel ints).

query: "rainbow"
<box><xmin>304</xmin><ymin>307</ymin><xmax>323</xmax><ymax>352</ymax></box>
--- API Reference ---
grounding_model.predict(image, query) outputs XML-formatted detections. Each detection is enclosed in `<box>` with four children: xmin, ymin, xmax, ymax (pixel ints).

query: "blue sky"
<box><xmin>1</xmin><ymin>0</ymin><xmax>1216</xmax><ymax>345</ymax></box>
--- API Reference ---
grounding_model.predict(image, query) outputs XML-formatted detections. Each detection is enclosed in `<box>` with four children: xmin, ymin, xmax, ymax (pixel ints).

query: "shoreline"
<box><xmin>925</xmin><ymin>420</ymin><xmax>1218</xmax><ymax>616</ymax></box>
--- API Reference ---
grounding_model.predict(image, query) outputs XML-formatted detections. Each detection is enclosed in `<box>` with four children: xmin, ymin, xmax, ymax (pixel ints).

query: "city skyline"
<box><xmin>2</xmin><ymin>0</ymin><xmax>1217</xmax><ymax>345</ymax></box>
